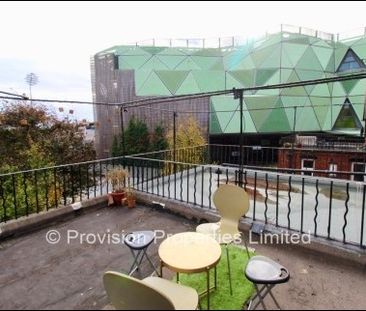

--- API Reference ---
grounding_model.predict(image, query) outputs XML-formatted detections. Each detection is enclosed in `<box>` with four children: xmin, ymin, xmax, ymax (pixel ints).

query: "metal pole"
<box><xmin>233</xmin><ymin>88</ymin><xmax>244</xmax><ymax>186</ymax></box>
<box><xmin>120</xmin><ymin>107</ymin><xmax>126</xmax><ymax>156</ymax></box>
<box><xmin>291</xmin><ymin>106</ymin><xmax>297</xmax><ymax>170</ymax></box>
<box><xmin>173</xmin><ymin>112</ymin><xmax>177</xmax><ymax>177</ymax></box>
<box><xmin>173</xmin><ymin>112</ymin><xmax>177</xmax><ymax>162</ymax></box>
<box><xmin>239</xmin><ymin>91</ymin><xmax>244</xmax><ymax>186</ymax></box>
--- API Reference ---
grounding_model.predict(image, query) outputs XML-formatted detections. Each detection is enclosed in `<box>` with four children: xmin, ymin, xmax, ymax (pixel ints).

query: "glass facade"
<box><xmin>96</xmin><ymin>30</ymin><xmax>366</xmax><ymax>136</ymax></box>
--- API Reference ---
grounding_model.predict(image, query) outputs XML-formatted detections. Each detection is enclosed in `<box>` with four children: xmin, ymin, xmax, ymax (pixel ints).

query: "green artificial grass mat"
<box><xmin>174</xmin><ymin>245</ymin><xmax>255</xmax><ymax>310</ymax></box>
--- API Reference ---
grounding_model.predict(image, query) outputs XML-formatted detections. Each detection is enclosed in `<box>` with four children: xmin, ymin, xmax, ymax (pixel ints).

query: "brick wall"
<box><xmin>278</xmin><ymin>148</ymin><xmax>366</xmax><ymax>180</ymax></box>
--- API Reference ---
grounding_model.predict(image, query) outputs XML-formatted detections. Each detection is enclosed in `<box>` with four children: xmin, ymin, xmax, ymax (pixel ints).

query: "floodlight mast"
<box><xmin>25</xmin><ymin>73</ymin><xmax>39</xmax><ymax>102</ymax></box>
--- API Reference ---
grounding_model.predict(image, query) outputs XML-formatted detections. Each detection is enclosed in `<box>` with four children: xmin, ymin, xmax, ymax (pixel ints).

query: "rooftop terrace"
<box><xmin>0</xmin><ymin>204</ymin><xmax>365</xmax><ymax>310</ymax></box>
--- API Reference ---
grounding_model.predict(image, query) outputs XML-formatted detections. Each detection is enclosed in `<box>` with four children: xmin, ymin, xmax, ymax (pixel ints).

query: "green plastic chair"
<box><xmin>103</xmin><ymin>271</ymin><xmax>199</xmax><ymax>310</ymax></box>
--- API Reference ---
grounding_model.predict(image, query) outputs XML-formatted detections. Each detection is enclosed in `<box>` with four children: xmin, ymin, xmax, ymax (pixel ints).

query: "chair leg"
<box><xmin>226</xmin><ymin>245</ymin><xmax>233</xmax><ymax>295</ymax></box>
<box><xmin>248</xmin><ymin>284</ymin><xmax>267</xmax><ymax>310</ymax></box>
<box><xmin>137</xmin><ymin>249</ymin><xmax>146</xmax><ymax>268</ymax></box>
<box><xmin>268</xmin><ymin>286</ymin><xmax>281</xmax><ymax>309</ymax></box>
<box><xmin>144</xmin><ymin>251</ymin><xmax>158</xmax><ymax>275</ymax></box>
<box><xmin>255</xmin><ymin>284</ymin><xmax>267</xmax><ymax>310</ymax></box>
<box><xmin>128</xmin><ymin>249</ymin><xmax>141</xmax><ymax>275</ymax></box>
<box><xmin>247</xmin><ymin>283</ymin><xmax>281</xmax><ymax>310</ymax></box>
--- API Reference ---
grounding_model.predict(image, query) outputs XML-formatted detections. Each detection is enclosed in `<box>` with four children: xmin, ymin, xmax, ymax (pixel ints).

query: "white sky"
<box><xmin>1</xmin><ymin>1</ymin><xmax>366</xmax><ymax>120</ymax></box>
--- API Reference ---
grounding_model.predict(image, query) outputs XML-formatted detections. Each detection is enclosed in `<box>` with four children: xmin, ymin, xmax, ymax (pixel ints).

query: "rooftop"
<box><xmin>1</xmin><ymin>204</ymin><xmax>365</xmax><ymax>309</ymax></box>
<box><xmin>99</xmin><ymin>24</ymin><xmax>366</xmax><ymax>53</ymax></box>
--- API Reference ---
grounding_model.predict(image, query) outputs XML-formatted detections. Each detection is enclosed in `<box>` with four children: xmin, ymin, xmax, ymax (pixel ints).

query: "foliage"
<box><xmin>107</xmin><ymin>166</ymin><xmax>128</xmax><ymax>192</ymax></box>
<box><xmin>124</xmin><ymin>116</ymin><xmax>151</xmax><ymax>155</ymax></box>
<box><xmin>151</xmin><ymin>124</ymin><xmax>168</xmax><ymax>152</ymax></box>
<box><xmin>164</xmin><ymin>116</ymin><xmax>207</xmax><ymax>175</ymax></box>
<box><xmin>111</xmin><ymin>135</ymin><xmax>122</xmax><ymax>157</ymax></box>
<box><xmin>0</xmin><ymin>101</ymin><xmax>95</xmax><ymax>170</ymax></box>
<box><xmin>167</xmin><ymin>115</ymin><xmax>207</xmax><ymax>161</ymax></box>
<box><xmin>112</xmin><ymin>119</ymin><xmax>168</xmax><ymax>161</ymax></box>
<box><xmin>0</xmin><ymin>167</ymin><xmax>61</xmax><ymax>222</ymax></box>
<box><xmin>0</xmin><ymin>101</ymin><xmax>96</xmax><ymax>222</ymax></box>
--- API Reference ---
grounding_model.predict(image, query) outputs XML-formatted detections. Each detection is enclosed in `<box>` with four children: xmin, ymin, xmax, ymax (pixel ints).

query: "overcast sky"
<box><xmin>1</xmin><ymin>1</ymin><xmax>366</xmax><ymax>120</ymax></box>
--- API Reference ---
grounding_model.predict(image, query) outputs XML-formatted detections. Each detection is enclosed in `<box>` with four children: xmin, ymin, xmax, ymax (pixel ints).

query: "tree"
<box><xmin>151</xmin><ymin>124</ymin><xmax>168</xmax><ymax>152</ymax></box>
<box><xmin>0</xmin><ymin>101</ymin><xmax>95</xmax><ymax>170</ymax></box>
<box><xmin>111</xmin><ymin>135</ymin><xmax>122</xmax><ymax>157</ymax></box>
<box><xmin>0</xmin><ymin>101</ymin><xmax>96</xmax><ymax>222</ymax></box>
<box><xmin>124</xmin><ymin>116</ymin><xmax>151</xmax><ymax>155</ymax></box>
<box><xmin>166</xmin><ymin>115</ymin><xmax>207</xmax><ymax>164</ymax></box>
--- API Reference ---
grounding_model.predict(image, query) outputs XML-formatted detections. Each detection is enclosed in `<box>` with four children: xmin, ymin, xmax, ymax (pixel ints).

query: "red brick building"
<box><xmin>278</xmin><ymin>145</ymin><xmax>366</xmax><ymax>181</ymax></box>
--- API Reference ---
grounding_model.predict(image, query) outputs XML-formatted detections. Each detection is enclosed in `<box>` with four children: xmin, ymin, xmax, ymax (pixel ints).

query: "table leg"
<box><xmin>207</xmin><ymin>268</ymin><xmax>210</xmax><ymax>310</ymax></box>
<box><xmin>159</xmin><ymin>260</ymin><xmax>163</xmax><ymax>278</ymax></box>
<box><xmin>176</xmin><ymin>272</ymin><xmax>180</xmax><ymax>283</ymax></box>
<box><xmin>214</xmin><ymin>266</ymin><xmax>217</xmax><ymax>289</ymax></box>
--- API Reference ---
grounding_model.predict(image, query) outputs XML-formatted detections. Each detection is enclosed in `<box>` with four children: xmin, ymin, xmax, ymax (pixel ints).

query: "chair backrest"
<box><xmin>103</xmin><ymin>271</ymin><xmax>175</xmax><ymax>310</ymax></box>
<box><xmin>213</xmin><ymin>184</ymin><xmax>250</xmax><ymax>223</ymax></box>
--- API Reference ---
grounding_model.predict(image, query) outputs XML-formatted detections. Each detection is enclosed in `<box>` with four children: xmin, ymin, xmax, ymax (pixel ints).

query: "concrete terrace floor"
<box><xmin>0</xmin><ymin>205</ymin><xmax>366</xmax><ymax>310</ymax></box>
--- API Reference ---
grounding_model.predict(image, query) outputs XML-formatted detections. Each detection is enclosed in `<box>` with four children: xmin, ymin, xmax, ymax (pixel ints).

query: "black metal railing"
<box><xmin>127</xmin><ymin>144</ymin><xmax>366</xmax><ymax>181</ymax></box>
<box><xmin>124</xmin><ymin>155</ymin><xmax>366</xmax><ymax>249</ymax></box>
<box><xmin>0</xmin><ymin>153</ymin><xmax>365</xmax><ymax>250</ymax></box>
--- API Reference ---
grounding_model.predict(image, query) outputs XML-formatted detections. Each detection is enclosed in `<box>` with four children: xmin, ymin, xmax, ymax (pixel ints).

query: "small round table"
<box><xmin>158</xmin><ymin>232</ymin><xmax>221</xmax><ymax>310</ymax></box>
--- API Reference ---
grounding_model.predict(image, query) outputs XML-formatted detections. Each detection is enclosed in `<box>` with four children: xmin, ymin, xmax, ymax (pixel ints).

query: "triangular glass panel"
<box><xmin>191</xmin><ymin>56</ymin><xmax>222</xmax><ymax>70</ymax></box>
<box><xmin>175</xmin><ymin>72</ymin><xmax>201</xmax><ymax>94</ymax></box>
<box><xmin>228</xmin><ymin>70</ymin><xmax>255</xmax><ymax>87</ymax></box>
<box><xmin>337</xmin><ymin>49</ymin><xmax>366</xmax><ymax>72</ymax></box>
<box><xmin>192</xmin><ymin>71</ymin><xmax>225</xmax><ymax>92</ymax></box>
<box><xmin>137</xmin><ymin>71</ymin><xmax>172</xmax><ymax>96</ymax></box>
<box><xmin>332</xmin><ymin>99</ymin><xmax>363</xmax><ymax>130</ymax></box>
<box><xmin>140</xmin><ymin>56</ymin><xmax>169</xmax><ymax>70</ymax></box>
<box><xmin>281</xmin><ymin>43</ymin><xmax>308</xmax><ymax>67</ymax></box>
<box><xmin>296</xmin><ymin>47</ymin><xmax>323</xmax><ymax>71</ymax></box>
<box><xmin>259</xmin><ymin>99</ymin><xmax>291</xmax><ymax>132</ymax></box>
<box><xmin>311</xmin><ymin>46</ymin><xmax>333</xmax><ymax>70</ymax></box>
<box><xmin>157</xmin><ymin>55</ymin><xmax>188</xmax><ymax>70</ymax></box>
<box><xmin>175</xmin><ymin>57</ymin><xmax>202</xmax><ymax>70</ymax></box>
<box><xmin>155</xmin><ymin>70</ymin><xmax>189</xmax><ymax>94</ymax></box>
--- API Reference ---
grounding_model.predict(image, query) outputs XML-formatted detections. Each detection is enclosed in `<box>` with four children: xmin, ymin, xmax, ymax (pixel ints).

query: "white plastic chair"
<box><xmin>196</xmin><ymin>184</ymin><xmax>250</xmax><ymax>295</ymax></box>
<box><xmin>103</xmin><ymin>271</ymin><xmax>199</xmax><ymax>310</ymax></box>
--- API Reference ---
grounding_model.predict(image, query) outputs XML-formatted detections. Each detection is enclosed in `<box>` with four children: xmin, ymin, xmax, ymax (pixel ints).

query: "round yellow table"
<box><xmin>158</xmin><ymin>232</ymin><xmax>222</xmax><ymax>310</ymax></box>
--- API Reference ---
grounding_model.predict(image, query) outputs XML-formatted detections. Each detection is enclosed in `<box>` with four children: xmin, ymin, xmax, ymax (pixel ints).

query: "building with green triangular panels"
<box><xmin>92</xmin><ymin>26</ymin><xmax>366</xmax><ymax>158</ymax></box>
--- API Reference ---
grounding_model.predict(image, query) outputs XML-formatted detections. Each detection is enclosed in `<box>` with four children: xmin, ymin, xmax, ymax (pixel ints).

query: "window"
<box><xmin>337</xmin><ymin>49</ymin><xmax>365</xmax><ymax>72</ymax></box>
<box><xmin>301</xmin><ymin>159</ymin><xmax>315</xmax><ymax>176</ymax></box>
<box><xmin>329</xmin><ymin>163</ymin><xmax>338</xmax><ymax>177</ymax></box>
<box><xmin>352</xmin><ymin>162</ymin><xmax>366</xmax><ymax>182</ymax></box>
<box><xmin>332</xmin><ymin>99</ymin><xmax>362</xmax><ymax>130</ymax></box>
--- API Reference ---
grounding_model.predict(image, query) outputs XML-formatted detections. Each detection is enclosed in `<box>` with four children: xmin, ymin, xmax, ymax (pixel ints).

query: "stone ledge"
<box><xmin>0</xmin><ymin>196</ymin><xmax>108</xmax><ymax>241</ymax></box>
<box><xmin>0</xmin><ymin>191</ymin><xmax>365</xmax><ymax>268</ymax></box>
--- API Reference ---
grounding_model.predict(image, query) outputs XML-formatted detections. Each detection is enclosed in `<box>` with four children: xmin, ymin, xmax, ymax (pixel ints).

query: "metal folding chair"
<box><xmin>244</xmin><ymin>255</ymin><xmax>290</xmax><ymax>310</ymax></box>
<box><xmin>124</xmin><ymin>231</ymin><xmax>158</xmax><ymax>276</ymax></box>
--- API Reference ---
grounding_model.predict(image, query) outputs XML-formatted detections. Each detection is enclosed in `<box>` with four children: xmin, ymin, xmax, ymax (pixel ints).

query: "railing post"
<box><xmin>233</xmin><ymin>88</ymin><xmax>244</xmax><ymax>186</ymax></box>
<box><xmin>173</xmin><ymin>112</ymin><xmax>177</xmax><ymax>178</ymax></box>
<box><xmin>120</xmin><ymin>107</ymin><xmax>126</xmax><ymax>157</ymax></box>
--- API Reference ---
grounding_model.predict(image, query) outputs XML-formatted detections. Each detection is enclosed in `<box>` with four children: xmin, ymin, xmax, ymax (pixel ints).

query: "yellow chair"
<box><xmin>103</xmin><ymin>271</ymin><xmax>199</xmax><ymax>310</ymax></box>
<box><xmin>196</xmin><ymin>184</ymin><xmax>249</xmax><ymax>295</ymax></box>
